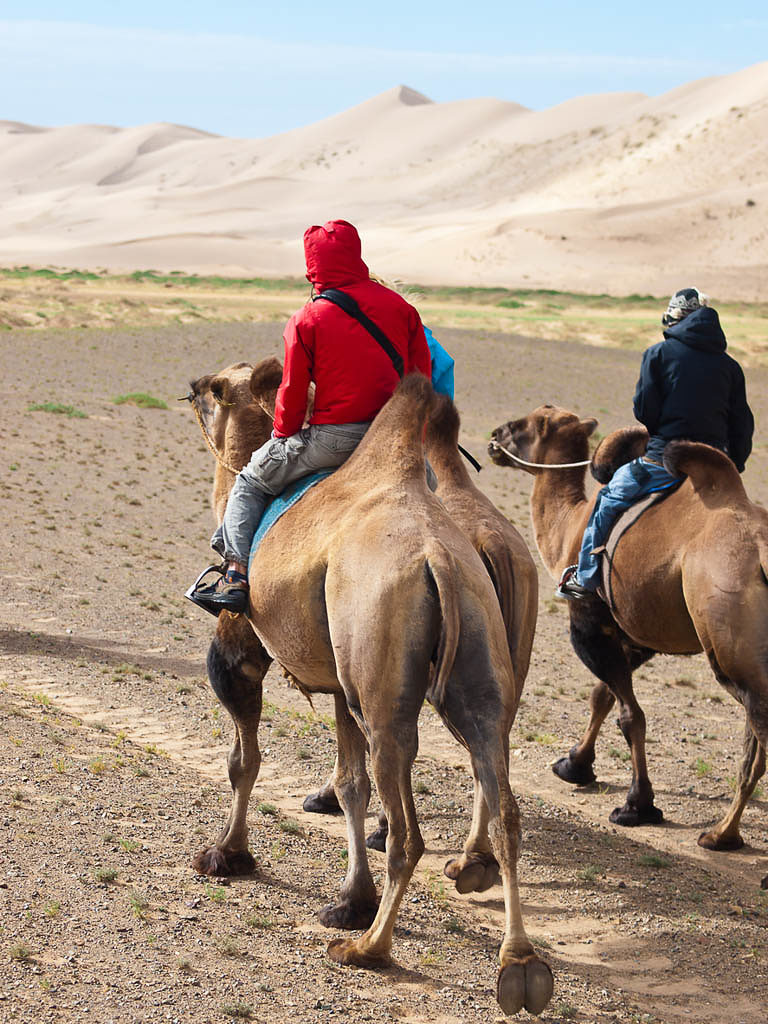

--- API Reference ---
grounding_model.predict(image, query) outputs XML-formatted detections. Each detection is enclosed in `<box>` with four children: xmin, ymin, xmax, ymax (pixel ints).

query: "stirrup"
<box><xmin>185</xmin><ymin>563</ymin><xmax>227</xmax><ymax>618</ymax></box>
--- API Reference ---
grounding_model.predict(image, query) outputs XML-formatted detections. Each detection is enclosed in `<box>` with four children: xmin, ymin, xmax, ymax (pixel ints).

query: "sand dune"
<box><xmin>1</xmin><ymin>65</ymin><xmax>767</xmax><ymax>298</ymax></box>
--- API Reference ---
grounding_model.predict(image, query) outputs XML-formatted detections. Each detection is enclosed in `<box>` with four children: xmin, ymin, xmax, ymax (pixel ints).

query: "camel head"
<box><xmin>186</xmin><ymin>357</ymin><xmax>281</xmax><ymax>522</ymax></box>
<box><xmin>488</xmin><ymin>405</ymin><xmax>598</xmax><ymax>475</ymax></box>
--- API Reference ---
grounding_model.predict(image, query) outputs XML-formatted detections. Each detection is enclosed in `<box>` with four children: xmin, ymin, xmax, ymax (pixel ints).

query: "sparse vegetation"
<box><xmin>113</xmin><ymin>393</ymin><xmax>169</xmax><ymax>410</ymax></box>
<box><xmin>28</xmin><ymin>402</ymin><xmax>87</xmax><ymax>419</ymax></box>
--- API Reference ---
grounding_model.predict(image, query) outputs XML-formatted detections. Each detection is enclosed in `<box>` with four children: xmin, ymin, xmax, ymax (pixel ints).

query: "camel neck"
<box><xmin>530</xmin><ymin>469</ymin><xmax>590</xmax><ymax>574</ymax></box>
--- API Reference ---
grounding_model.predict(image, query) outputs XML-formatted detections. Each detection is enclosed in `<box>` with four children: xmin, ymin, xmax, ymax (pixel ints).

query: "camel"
<box><xmin>185</xmin><ymin>364</ymin><xmax>553</xmax><ymax>1016</ymax></box>
<box><xmin>489</xmin><ymin>405</ymin><xmax>768</xmax><ymax>881</ymax></box>
<box><xmin>307</xmin><ymin>396</ymin><xmax>540</xmax><ymax>888</ymax></box>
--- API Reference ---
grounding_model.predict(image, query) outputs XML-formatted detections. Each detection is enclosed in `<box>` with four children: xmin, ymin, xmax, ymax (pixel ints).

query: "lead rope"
<box><xmin>190</xmin><ymin>399</ymin><xmax>242</xmax><ymax>475</ymax></box>
<box><xmin>488</xmin><ymin>440</ymin><xmax>592</xmax><ymax>470</ymax></box>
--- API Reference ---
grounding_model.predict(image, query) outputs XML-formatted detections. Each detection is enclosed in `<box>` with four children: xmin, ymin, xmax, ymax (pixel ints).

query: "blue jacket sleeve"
<box><xmin>633</xmin><ymin>347</ymin><xmax>662</xmax><ymax>434</ymax></box>
<box><xmin>424</xmin><ymin>326</ymin><xmax>455</xmax><ymax>399</ymax></box>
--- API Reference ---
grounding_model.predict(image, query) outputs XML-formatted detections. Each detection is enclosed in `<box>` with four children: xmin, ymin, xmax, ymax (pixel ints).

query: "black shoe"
<box><xmin>185</xmin><ymin>565</ymin><xmax>249</xmax><ymax>617</ymax></box>
<box><xmin>556</xmin><ymin>565</ymin><xmax>592</xmax><ymax>601</ymax></box>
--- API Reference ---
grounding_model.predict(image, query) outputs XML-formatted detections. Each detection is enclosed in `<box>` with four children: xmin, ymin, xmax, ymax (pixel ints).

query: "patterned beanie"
<box><xmin>662</xmin><ymin>287</ymin><xmax>708</xmax><ymax>326</ymax></box>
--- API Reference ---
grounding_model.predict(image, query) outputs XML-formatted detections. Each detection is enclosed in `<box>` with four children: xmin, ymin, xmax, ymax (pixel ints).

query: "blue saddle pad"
<box><xmin>248</xmin><ymin>469</ymin><xmax>335</xmax><ymax>569</ymax></box>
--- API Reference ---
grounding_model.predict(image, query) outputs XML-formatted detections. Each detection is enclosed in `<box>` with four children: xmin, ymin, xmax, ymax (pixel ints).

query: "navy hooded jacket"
<box><xmin>633</xmin><ymin>306</ymin><xmax>754</xmax><ymax>471</ymax></box>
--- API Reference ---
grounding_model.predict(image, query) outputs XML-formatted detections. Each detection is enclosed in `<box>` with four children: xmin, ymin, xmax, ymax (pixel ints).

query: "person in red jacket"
<box><xmin>198</xmin><ymin>219</ymin><xmax>432</xmax><ymax>614</ymax></box>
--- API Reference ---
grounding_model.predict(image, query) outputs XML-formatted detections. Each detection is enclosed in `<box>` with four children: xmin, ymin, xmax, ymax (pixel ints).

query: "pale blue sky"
<box><xmin>2</xmin><ymin>2</ymin><xmax>767</xmax><ymax>136</ymax></box>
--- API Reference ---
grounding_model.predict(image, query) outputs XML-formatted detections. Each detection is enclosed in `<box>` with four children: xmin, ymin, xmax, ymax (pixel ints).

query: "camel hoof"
<box><xmin>366</xmin><ymin>827</ymin><xmax>388</xmax><ymax>852</ymax></box>
<box><xmin>496</xmin><ymin>957</ymin><xmax>554</xmax><ymax>1017</ymax></box>
<box><xmin>524</xmin><ymin>958</ymin><xmax>555</xmax><ymax>1015</ymax></box>
<box><xmin>302</xmin><ymin>788</ymin><xmax>341</xmax><ymax>815</ymax></box>
<box><xmin>552</xmin><ymin>754</ymin><xmax>596</xmax><ymax>786</ymax></box>
<box><xmin>318</xmin><ymin>900</ymin><xmax>378</xmax><ymax>931</ymax></box>
<box><xmin>609</xmin><ymin>803</ymin><xmax>663</xmax><ymax>827</ymax></box>
<box><xmin>496</xmin><ymin>963</ymin><xmax>525</xmax><ymax>1016</ymax></box>
<box><xmin>698</xmin><ymin>830</ymin><xmax>744</xmax><ymax>852</ymax></box>
<box><xmin>444</xmin><ymin>855</ymin><xmax>500</xmax><ymax>894</ymax></box>
<box><xmin>191</xmin><ymin>846</ymin><xmax>256</xmax><ymax>877</ymax></box>
<box><xmin>327</xmin><ymin>937</ymin><xmax>391</xmax><ymax>969</ymax></box>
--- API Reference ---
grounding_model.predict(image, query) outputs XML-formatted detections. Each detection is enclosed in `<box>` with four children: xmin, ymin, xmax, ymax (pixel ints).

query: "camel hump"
<box><xmin>662</xmin><ymin>441</ymin><xmax>747</xmax><ymax>501</ymax></box>
<box><xmin>349</xmin><ymin>373</ymin><xmax>437</xmax><ymax>481</ymax></box>
<box><xmin>427</xmin><ymin>393</ymin><xmax>461</xmax><ymax>449</ymax></box>
<box><xmin>591</xmin><ymin>426</ymin><xmax>649</xmax><ymax>484</ymax></box>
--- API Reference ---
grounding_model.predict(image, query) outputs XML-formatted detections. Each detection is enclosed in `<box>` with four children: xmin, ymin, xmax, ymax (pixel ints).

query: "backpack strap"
<box><xmin>313</xmin><ymin>288</ymin><xmax>404</xmax><ymax>378</ymax></box>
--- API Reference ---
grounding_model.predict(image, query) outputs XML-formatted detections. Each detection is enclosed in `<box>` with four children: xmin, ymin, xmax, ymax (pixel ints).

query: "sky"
<box><xmin>2</xmin><ymin>2</ymin><xmax>767</xmax><ymax>137</ymax></box>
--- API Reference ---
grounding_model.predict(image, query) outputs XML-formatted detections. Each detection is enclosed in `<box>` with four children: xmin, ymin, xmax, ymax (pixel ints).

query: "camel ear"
<box><xmin>210</xmin><ymin>376</ymin><xmax>234</xmax><ymax>407</ymax></box>
<box><xmin>580</xmin><ymin>417</ymin><xmax>599</xmax><ymax>437</ymax></box>
<box><xmin>536</xmin><ymin>415</ymin><xmax>553</xmax><ymax>439</ymax></box>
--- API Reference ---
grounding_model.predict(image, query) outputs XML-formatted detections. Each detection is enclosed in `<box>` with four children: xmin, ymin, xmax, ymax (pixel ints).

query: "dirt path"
<box><xmin>2</xmin><ymin>321</ymin><xmax>768</xmax><ymax>1022</ymax></box>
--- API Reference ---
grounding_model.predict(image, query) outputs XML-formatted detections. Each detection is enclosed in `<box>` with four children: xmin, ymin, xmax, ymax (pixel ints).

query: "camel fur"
<box><xmin>186</xmin><ymin>364</ymin><xmax>552</xmax><ymax>1015</ymax></box>
<box><xmin>490</xmin><ymin>405</ymin><xmax>768</xmax><ymax>886</ymax></box>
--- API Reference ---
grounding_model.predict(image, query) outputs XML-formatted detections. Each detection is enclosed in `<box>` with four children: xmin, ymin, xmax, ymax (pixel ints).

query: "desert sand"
<box><xmin>2</xmin><ymin>63</ymin><xmax>768</xmax><ymax>298</ymax></box>
<box><xmin>2</xmin><ymin>321</ymin><xmax>767</xmax><ymax>1022</ymax></box>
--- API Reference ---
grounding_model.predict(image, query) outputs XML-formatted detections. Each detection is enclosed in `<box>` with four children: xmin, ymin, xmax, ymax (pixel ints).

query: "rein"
<box><xmin>489</xmin><ymin>440</ymin><xmax>592</xmax><ymax>470</ymax></box>
<box><xmin>189</xmin><ymin>398</ymin><xmax>242</xmax><ymax>475</ymax></box>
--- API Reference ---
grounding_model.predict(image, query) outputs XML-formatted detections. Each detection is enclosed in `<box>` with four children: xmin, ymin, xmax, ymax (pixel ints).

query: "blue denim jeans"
<box><xmin>576</xmin><ymin>458</ymin><xmax>680</xmax><ymax>590</ymax></box>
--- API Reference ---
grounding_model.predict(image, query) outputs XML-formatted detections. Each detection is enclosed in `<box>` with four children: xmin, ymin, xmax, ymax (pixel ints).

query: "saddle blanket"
<box><xmin>599</xmin><ymin>481</ymin><xmax>682</xmax><ymax>610</ymax></box>
<box><xmin>248</xmin><ymin>469</ymin><xmax>335</xmax><ymax>569</ymax></box>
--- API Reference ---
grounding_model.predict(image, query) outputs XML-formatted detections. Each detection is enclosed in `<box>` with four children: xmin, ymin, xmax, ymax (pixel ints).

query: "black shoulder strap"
<box><xmin>314</xmin><ymin>288</ymin><xmax>404</xmax><ymax>378</ymax></box>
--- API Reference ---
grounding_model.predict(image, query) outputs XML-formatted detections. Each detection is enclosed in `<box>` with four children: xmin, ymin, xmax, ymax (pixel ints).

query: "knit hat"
<box><xmin>661</xmin><ymin>287</ymin><xmax>708</xmax><ymax>326</ymax></box>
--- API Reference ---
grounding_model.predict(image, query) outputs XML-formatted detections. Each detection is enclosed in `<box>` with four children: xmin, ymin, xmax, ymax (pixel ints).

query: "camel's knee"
<box><xmin>336</xmin><ymin>773</ymin><xmax>370</xmax><ymax>811</ymax></box>
<box><xmin>227</xmin><ymin>735</ymin><xmax>261</xmax><ymax>787</ymax></box>
<box><xmin>404</xmin><ymin>830</ymin><xmax>425</xmax><ymax>866</ymax></box>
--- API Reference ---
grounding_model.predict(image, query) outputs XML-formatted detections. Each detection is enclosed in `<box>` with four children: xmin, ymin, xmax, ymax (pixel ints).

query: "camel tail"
<box><xmin>479</xmin><ymin>533</ymin><xmax>517</xmax><ymax>665</ymax></box>
<box><xmin>425</xmin><ymin>542</ymin><xmax>461</xmax><ymax>714</ymax></box>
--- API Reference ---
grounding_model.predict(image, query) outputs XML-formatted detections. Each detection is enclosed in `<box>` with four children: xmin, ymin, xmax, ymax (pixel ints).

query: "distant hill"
<box><xmin>1</xmin><ymin>65</ymin><xmax>767</xmax><ymax>299</ymax></box>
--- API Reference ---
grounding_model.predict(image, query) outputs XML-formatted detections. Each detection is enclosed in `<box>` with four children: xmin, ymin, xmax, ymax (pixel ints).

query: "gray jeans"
<box><xmin>212</xmin><ymin>423</ymin><xmax>371</xmax><ymax>564</ymax></box>
<box><xmin>212</xmin><ymin>421</ymin><xmax>438</xmax><ymax>565</ymax></box>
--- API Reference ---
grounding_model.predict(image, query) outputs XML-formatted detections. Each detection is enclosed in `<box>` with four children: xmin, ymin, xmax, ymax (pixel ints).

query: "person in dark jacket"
<box><xmin>192</xmin><ymin>219</ymin><xmax>432</xmax><ymax>614</ymax></box>
<box><xmin>558</xmin><ymin>287</ymin><xmax>754</xmax><ymax>599</ymax></box>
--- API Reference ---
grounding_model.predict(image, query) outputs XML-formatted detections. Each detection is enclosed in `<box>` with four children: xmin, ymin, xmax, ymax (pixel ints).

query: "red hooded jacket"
<box><xmin>273</xmin><ymin>220</ymin><xmax>431</xmax><ymax>437</ymax></box>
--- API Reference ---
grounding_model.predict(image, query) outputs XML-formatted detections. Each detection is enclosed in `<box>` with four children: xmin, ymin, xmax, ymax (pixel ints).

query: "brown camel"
<box><xmin>489</xmin><ymin>405</ymin><xmax>768</xmax><ymax>880</ymax></box>
<box><xmin>188</xmin><ymin>358</ymin><xmax>539</xmax><ymax>894</ymax></box>
<box><xmin>309</xmin><ymin>396</ymin><xmax>540</xmax><ymax>889</ymax></box>
<box><xmin>186</xmin><ymin>367</ymin><xmax>553</xmax><ymax>1015</ymax></box>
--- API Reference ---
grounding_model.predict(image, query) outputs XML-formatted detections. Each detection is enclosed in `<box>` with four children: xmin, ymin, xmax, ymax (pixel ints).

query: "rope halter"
<box><xmin>488</xmin><ymin>440</ymin><xmax>592</xmax><ymax>471</ymax></box>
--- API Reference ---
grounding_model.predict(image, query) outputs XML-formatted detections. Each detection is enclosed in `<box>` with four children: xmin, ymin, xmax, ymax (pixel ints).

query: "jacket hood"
<box><xmin>304</xmin><ymin>219</ymin><xmax>369</xmax><ymax>289</ymax></box>
<box><xmin>663</xmin><ymin>306</ymin><xmax>726</xmax><ymax>353</ymax></box>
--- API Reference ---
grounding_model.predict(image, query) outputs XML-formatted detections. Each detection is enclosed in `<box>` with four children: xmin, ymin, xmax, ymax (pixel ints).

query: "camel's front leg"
<box><xmin>699</xmin><ymin>718</ymin><xmax>765</xmax><ymax>851</ymax></box>
<box><xmin>317</xmin><ymin>694</ymin><xmax>378</xmax><ymax>930</ymax></box>
<box><xmin>328</xmin><ymin>722</ymin><xmax>423</xmax><ymax>968</ymax></box>
<box><xmin>568</xmin><ymin>604</ymin><xmax>662</xmax><ymax>826</ymax></box>
<box><xmin>552</xmin><ymin>680</ymin><xmax>615</xmax><ymax>785</ymax></box>
<box><xmin>193</xmin><ymin>630</ymin><xmax>270</xmax><ymax>876</ymax></box>
<box><xmin>303</xmin><ymin>766</ymin><xmax>341</xmax><ymax>814</ymax></box>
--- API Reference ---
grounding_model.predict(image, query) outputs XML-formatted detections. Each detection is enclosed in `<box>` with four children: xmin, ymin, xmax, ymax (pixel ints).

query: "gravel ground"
<box><xmin>2</xmin><ymin>321</ymin><xmax>768</xmax><ymax>1023</ymax></box>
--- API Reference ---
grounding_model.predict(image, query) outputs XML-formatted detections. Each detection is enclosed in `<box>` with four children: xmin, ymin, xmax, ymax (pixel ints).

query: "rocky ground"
<box><xmin>2</xmin><ymin>320</ymin><xmax>768</xmax><ymax>1023</ymax></box>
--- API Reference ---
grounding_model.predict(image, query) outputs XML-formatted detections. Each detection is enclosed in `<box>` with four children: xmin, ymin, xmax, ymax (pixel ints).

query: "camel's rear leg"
<box><xmin>193</xmin><ymin>624</ymin><xmax>270</xmax><ymax>876</ymax></box>
<box><xmin>317</xmin><ymin>695</ymin><xmax>378</xmax><ymax>930</ymax></box>
<box><xmin>442</xmin><ymin>697</ymin><xmax>553</xmax><ymax>1016</ymax></box>
<box><xmin>328</xmin><ymin>718</ymin><xmax>423</xmax><ymax>968</ymax></box>
<box><xmin>699</xmin><ymin>718</ymin><xmax>766</xmax><ymax>851</ymax></box>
